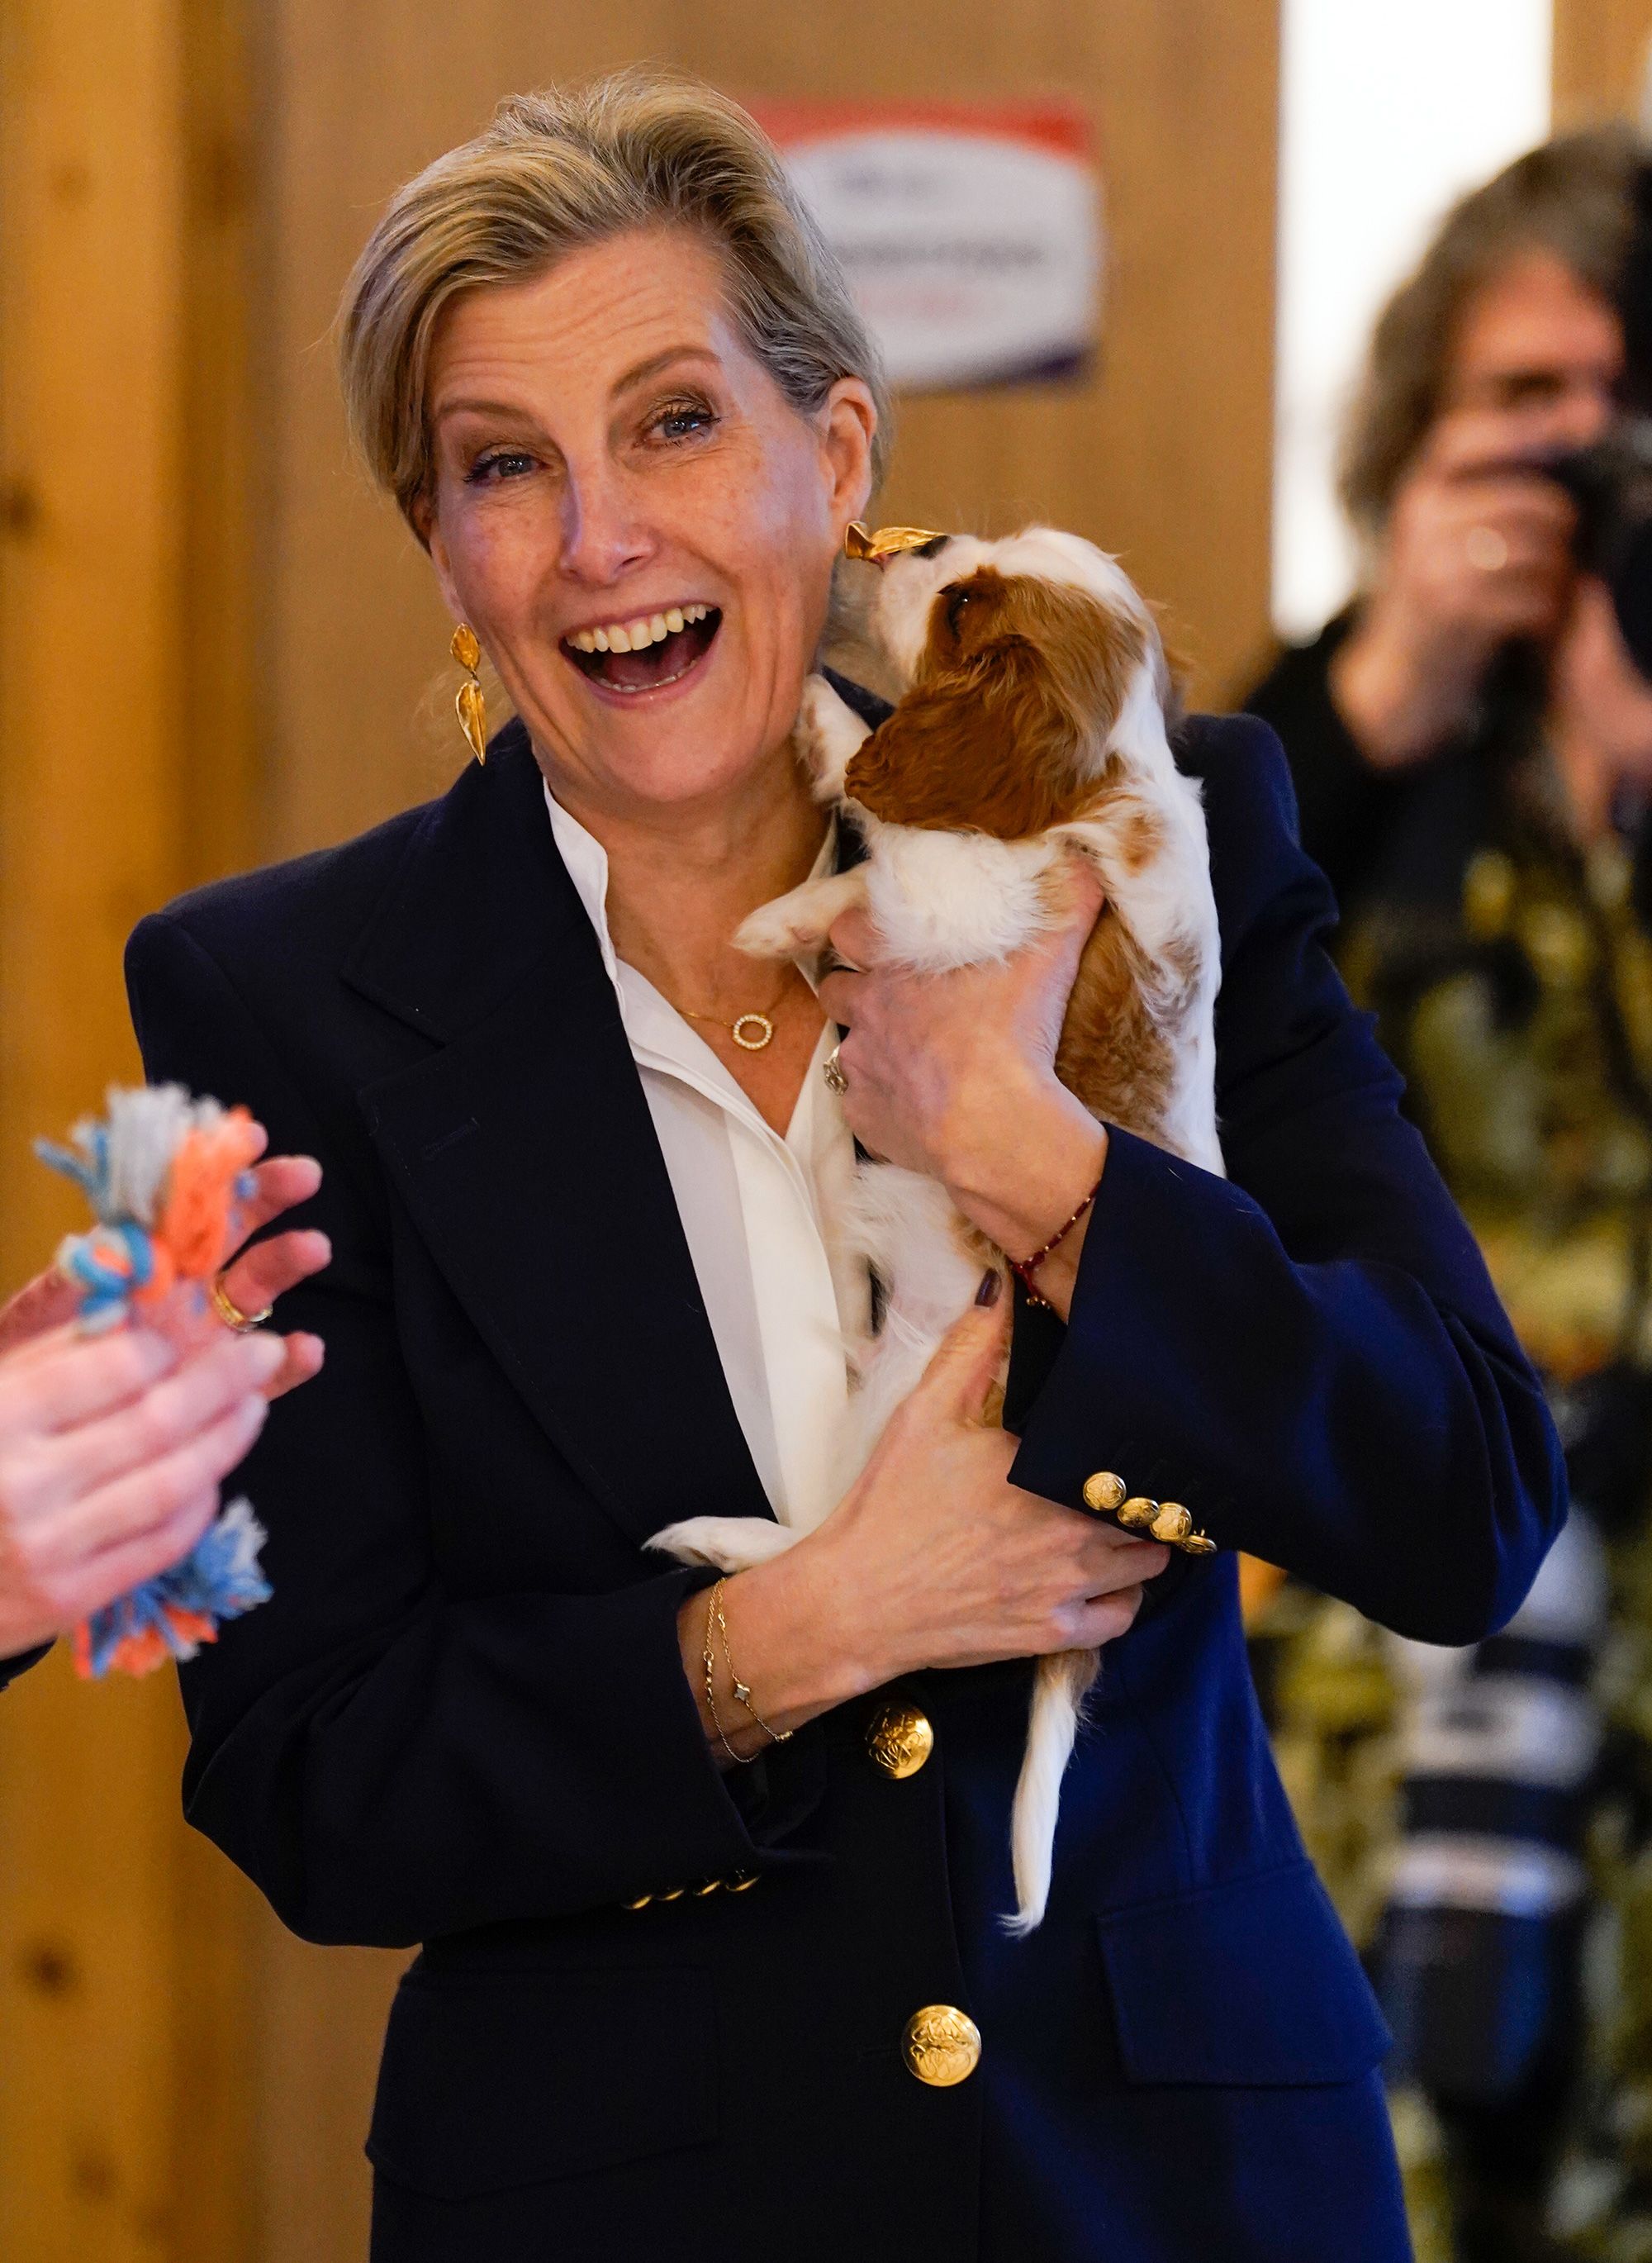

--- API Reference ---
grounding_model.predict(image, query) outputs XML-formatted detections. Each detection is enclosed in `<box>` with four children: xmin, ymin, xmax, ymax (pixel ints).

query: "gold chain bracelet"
<box><xmin>701</xmin><ymin>1581</ymin><xmax>750</xmax><ymax>1765</ymax></box>
<box><xmin>710</xmin><ymin>1577</ymin><xmax>793</xmax><ymax>1752</ymax></box>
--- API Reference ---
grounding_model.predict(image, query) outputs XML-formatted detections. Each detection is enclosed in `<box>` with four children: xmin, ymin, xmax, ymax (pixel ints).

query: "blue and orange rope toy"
<box><xmin>37</xmin><ymin>1086</ymin><xmax>274</xmax><ymax>1676</ymax></box>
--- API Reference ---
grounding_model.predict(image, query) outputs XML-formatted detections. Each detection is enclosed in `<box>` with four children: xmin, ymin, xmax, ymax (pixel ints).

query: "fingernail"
<box><xmin>975</xmin><ymin>1268</ymin><xmax>1003</xmax><ymax>1307</ymax></box>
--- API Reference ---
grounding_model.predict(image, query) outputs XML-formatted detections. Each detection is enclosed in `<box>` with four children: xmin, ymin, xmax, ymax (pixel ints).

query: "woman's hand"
<box><xmin>0</xmin><ymin>1322</ymin><xmax>286</xmax><ymax>1656</ymax></box>
<box><xmin>817</xmin><ymin>863</ymin><xmax>1108</xmax><ymax>1312</ymax></box>
<box><xmin>685</xmin><ymin>1289</ymin><xmax>1167</xmax><ymax>1754</ymax></box>
<box><xmin>1330</xmin><ymin>407</ymin><xmax>1578</xmax><ymax>768</ymax></box>
<box><xmin>0</xmin><ymin>1148</ymin><xmax>331</xmax><ymax>1398</ymax></box>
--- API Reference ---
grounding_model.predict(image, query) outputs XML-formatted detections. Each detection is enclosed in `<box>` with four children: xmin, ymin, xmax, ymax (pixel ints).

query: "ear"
<box><xmin>820</xmin><ymin>377</ymin><xmax>877</xmax><ymax>542</ymax></box>
<box><xmin>844</xmin><ymin>650</ymin><xmax>1080</xmax><ymax>838</ymax></box>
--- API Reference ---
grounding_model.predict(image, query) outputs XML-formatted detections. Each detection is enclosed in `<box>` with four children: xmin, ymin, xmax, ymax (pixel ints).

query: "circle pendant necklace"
<box><xmin>675</xmin><ymin>978</ymin><xmax>791</xmax><ymax>1053</ymax></box>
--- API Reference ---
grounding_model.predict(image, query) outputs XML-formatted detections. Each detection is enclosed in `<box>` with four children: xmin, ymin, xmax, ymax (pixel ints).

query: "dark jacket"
<box><xmin>1243</xmin><ymin>612</ymin><xmax>1540</xmax><ymax>929</ymax></box>
<box><xmin>123</xmin><ymin>706</ymin><xmax>1564</xmax><ymax>2263</ymax></box>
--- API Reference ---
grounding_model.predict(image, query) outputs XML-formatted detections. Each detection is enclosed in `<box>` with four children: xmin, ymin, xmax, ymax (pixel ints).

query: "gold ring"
<box><xmin>823</xmin><ymin>1044</ymin><xmax>849</xmax><ymax>1096</ymax></box>
<box><xmin>210</xmin><ymin>1273</ymin><xmax>273</xmax><ymax>1333</ymax></box>
<box><xmin>1464</xmin><ymin>525</ymin><xmax>1509</xmax><ymax>573</ymax></box>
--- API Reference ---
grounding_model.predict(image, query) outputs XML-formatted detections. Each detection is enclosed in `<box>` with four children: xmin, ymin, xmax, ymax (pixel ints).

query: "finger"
<box><xmin>1464</xmin><ymin>574</ymin><xmax>1573</xmax><ymax>635</ymax></box>
<box><xmin>904</xmin><ymin>1275</ymin><xmax>1012</xmax><ymax>1421</ymax></box>
<box><xmin>825</xmin><ymin>907</ymin><xmax>880</xmax><ymax>973</ymax></box>
<box><xmin>230</xmin><ymin>1154</ymin><xmax>321</xmax><ymax>1243</ymax></box>
<box><xmin>265</xmin><ymin>1331</ymin><xmax>325</xmax><ymax>1402</ymax></box>
<box><xmin>1434</xmin><ymin>473</ymin><xmax>1577</xmax><ymax>525</ymax></box>
<box><xmin>1426</xmin><ymin>408</ymin><xmax>1577</xmax><ymax>478</ymax></box>
<box><xmin>1068</xmin><ymin>1585</ymin><xmax>1149</xmax><ymax>1647</ymax></box>
<box><xmin>50</xmin><ymin>1487</ymin><xmax>224</xmax><ymax>1624</ymax></box>
<box><xmin>0</xmin><ymin>1325</ymin><xmax>178</xmax><ymax>1442</ymax></box>
<box><xmin>0</xmin><ymin>1271</ymin><xmax>82</xmax><ymax>1358</ymax></box>
<box><xmin>220</xmin><ymin>1228</ymin><xmax>330</xmax><ymax>1320</ymax></box>
<box><xmin>20</xmin><ymin>1332</ymin><xmax>284</xmax><ymax>1509</ymax></box>
<box><xmin>31</xmin><ymin>1390</ymin><xmax>271</xmax><ymax>1567</ymax></box>
<box><xmin>817</xmin><ymin>969</ymin><xmax>863</xmax><ymax>1027</ymax></box>
<box><xmin>1080</xmin><ymin>1534</ymin><xmax>1170</xmax><ymax>1593</ymax></box>
<box><xmin>1051</xmin><ymin>858</ymin><xmax>1106</xmax><ymax>929</ymax></box>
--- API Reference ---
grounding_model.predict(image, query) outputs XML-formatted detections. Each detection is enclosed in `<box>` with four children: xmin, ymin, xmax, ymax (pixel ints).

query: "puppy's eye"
<box><xmin>943</xmin><ymin>584</ymin><xmax>974</xmax><ymax>634</ymax></box>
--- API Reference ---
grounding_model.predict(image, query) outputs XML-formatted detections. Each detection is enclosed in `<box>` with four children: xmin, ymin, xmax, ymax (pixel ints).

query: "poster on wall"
<box><xmin>750</xmin><ymin>99</ymin><xmax>1101</xmax><ymax>392</ymax></box>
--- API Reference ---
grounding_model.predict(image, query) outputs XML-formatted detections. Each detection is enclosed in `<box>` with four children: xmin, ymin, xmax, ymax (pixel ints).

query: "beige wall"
<box><xmin>1555</xmin><ymin>0</ymin><xmax>1652</xmax><ymax>122</ymax></box>
<box><xmin>0</xmin><ymin>2</ymin><xmax>1278</xmax><ymax>2254</ymax></box>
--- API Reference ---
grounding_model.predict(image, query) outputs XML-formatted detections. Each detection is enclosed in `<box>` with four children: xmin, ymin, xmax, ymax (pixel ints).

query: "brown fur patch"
<box><xmin>843</xmin><ymin>570</ymin><xmax>1150</xmax><ymax>838</ymax></box>
<box><xmin>1116</xmin><ymin>806</ymin><xmax>1165</xmax><ymax>876</ymax></box>
<box><xmin>1056</xmin><ymin>908</ymin><xmax>1176</xmax><ymax>1143</ymax></box>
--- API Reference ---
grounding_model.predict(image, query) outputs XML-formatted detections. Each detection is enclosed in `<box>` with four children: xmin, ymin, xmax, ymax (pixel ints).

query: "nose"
<box><xmin>558</xmin><ymin>464</ymin><xmax>657</xmax><ymax>587</ymax></box>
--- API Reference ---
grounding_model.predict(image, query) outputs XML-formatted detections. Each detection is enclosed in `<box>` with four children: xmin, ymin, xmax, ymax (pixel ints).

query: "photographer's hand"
<box><xmin>1332</xmin><ymin>408</ymin><xmax>1578</xmax><ymax>768</ymax></box>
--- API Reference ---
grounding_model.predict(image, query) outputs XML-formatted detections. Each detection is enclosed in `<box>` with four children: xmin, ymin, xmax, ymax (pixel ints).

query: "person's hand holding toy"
<box><xmin>0</xmin><ymin>1089</ymin><xmax>330</xmax><ymax>1674</ymax></box>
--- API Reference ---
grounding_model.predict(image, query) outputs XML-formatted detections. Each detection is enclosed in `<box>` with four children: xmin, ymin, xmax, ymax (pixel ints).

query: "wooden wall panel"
<box><xmin>0</xmin><ymin>2</ymin><xmax>260</xmax><ymax>2258</ymax></box>
<box><xmin>1555</xmin><ymin>0</ymin><xmax>1652</xmax><ymax>122</ymax></box>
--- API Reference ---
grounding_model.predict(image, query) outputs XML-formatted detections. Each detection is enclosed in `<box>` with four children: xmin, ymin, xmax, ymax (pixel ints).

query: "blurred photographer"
<box><xmin>1248</xmin><ymin>128</ymin><xmax>1635</xmax><ymax>922</ymax></box>
<box><xmin>1245</xmin><ymin>128</ymin><xmax>1652</xmax><ymax>2263</ymax></box>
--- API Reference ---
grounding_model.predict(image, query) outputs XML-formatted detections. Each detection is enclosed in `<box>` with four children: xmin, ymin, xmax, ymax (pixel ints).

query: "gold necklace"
<box><xmin>672</xmin><ymin>976</ymin><xmax>793</xmax><ymax>1053</ymax></box>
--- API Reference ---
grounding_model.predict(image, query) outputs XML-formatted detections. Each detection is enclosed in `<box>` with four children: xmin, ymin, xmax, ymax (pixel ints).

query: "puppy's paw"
<box><xmin>736</xmin><ymin>869</ymin><xmax>865</xmax><ymax>961</ymax></box>
<box><xmin>795</xmin><ymin>673</ymin><xmax>871</xmax><ymax>801</ymax></box>
<box><xmin>646</xmin><ymin>1515</ymin><xmax>799</xmax><ymax>1571</ymax></box>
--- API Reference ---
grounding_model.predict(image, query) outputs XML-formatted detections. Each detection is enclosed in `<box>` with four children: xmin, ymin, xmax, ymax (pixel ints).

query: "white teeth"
<box><xmin>568</xmin><ymin>604</ymin><xmax>715</xmax><ymax>656</ymax></box>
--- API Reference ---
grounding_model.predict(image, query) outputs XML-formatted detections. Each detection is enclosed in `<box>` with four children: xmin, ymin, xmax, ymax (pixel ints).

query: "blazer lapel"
<box><xmin>344</xmin><ymin>725</ymin><xmax>775</xmax><ymax>1552</ymax></box>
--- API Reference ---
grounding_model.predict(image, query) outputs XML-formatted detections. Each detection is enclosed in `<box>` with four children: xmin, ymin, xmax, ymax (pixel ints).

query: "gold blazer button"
<box><xmin>903</xmin><ymin>2004</ymin><xmax>982</xmax><ymax>2086</ymax></box>
<box><xmin>866</xmin><ymin>1702</ymin><xmax>935</xmax><ymax>1779</ymax></box>
<box><xmin>1082</xmin><ymin>1471</ymin><xmax>1127</xmax><ymax>1514</ymax></box>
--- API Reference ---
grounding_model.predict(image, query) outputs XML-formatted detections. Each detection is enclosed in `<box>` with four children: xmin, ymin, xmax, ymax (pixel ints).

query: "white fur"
<box><xmin>649</xmin><ymin>527</ymin><xmax>1225</xmax><ymax>1932</ymax></box>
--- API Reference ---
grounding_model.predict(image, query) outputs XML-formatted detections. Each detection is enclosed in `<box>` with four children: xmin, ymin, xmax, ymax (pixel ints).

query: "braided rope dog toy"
<box><xmin>36</xmin><ymin>1086</ymin><xmax>274</xmax><ymax>1676</ymax></box>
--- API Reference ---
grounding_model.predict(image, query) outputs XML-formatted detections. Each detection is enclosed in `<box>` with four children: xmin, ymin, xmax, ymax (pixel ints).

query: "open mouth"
<box><xmin>560</xmin><ymin>604</ymin><xmax>722</xmax><ymax>696</ymax></box>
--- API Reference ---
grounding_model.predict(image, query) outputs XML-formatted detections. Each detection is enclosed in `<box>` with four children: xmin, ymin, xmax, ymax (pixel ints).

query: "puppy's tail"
<box><xmin>1004</xmin><ymin>1647</ymin><xmax>1099</xmax><ymax>1935</ymax></box>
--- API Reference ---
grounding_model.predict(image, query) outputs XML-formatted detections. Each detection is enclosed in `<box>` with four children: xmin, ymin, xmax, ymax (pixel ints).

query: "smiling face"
<box><xmin>420</xmin><ymin>226</ymin><xmax>876</xmax><ymax>824</ymax></box>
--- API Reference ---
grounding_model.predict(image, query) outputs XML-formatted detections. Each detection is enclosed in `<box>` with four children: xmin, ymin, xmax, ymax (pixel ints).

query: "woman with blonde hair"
<box><xmin>126</xmin><ymin>71</ymin><xmax>1559</xmax><ymax>2260</ymax></box>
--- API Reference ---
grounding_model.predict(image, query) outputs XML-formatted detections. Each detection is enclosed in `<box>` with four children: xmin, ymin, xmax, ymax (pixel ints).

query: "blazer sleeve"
<box><xmin>1007</xmin><ymin>715</ymin><xmax>1565</xmax><ymax>1646</ymax></box>
<box><xmin>125</xmin><ymin>913</ymin><xmax>787</xmax><ymax>1949</ymax></box>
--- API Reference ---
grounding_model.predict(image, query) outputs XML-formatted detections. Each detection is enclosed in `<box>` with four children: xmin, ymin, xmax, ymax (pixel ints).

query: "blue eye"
<box><xmin>467</xmin><ymin>449</ymin><xmax>535</xmax><ymax>486</ymax></box>
<box><xmin>653</xmin><ymin>401</ymin><xmax>715</xmax><ymax>444</ymax></box>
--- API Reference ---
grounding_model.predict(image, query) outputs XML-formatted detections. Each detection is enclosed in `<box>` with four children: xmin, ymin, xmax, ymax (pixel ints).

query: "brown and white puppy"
<box><xmin>652</xmin><ymin>526</ymin><xmax>1224</xmax><ymax>1932</ymax></box>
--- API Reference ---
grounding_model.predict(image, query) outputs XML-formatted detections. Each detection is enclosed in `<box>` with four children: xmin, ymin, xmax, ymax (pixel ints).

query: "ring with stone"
<box><xmin>1464</xmin><ymin>525</ymin><xmax>1510</xmax><ymax>573</ymax></box>
<box><xmin>823</xmin><ymin>1044</ymin><xmax>849</xmax><ymax>1096</ymax></box>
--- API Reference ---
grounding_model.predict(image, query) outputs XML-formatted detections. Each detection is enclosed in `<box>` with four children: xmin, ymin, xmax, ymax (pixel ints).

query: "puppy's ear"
<box><xmin>845</xmin><ymin>579</ymin><xmax>1146</xmax><ymax>838</ymax></box>
<box><xmin>844</xmin><ymin>660</ymin><xmax>1073</xmax><ymax>836</ymax></box>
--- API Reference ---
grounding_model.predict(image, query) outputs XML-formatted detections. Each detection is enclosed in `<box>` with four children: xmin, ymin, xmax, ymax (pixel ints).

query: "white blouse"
<box><xmin>545</xmin><ymin>788</ymin><xmax>859</xmax><ymax>1533</ymax></box>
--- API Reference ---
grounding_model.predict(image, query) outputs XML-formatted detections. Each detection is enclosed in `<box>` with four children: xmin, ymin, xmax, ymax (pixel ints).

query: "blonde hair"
<box><xmin>339</xmin><ymin>67</ymin><xmax>890</xmax><ymax>529</ymax></box>
<box><xmin>1340</xmin><ymin>125</ymin><xmax>1638</xmax><ymax>536</ymax></box>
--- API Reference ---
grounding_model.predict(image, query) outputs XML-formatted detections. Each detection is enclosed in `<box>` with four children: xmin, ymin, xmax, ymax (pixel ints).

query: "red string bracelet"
<box><xmin>1007</xmin><ymin>1181</ymin><xmax>1102</xmax><ymax>1310</ymax></box>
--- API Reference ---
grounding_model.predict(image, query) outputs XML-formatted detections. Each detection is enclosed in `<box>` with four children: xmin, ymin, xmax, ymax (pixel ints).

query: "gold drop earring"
<box><xmin>451</xmin><ymin>624</ymin><xmax>487</xmax><ymax>766</ymax></box>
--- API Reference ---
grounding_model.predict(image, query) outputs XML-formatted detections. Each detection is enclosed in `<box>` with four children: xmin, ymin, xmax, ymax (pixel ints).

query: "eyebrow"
<box><xmin>612</xmin><ymin>344</ymin><xmax>720</xmax><ymax>392</ymax></box>
<box><xmin>433</xmin><ymin>345</ymin><xmax>720</xmax><ymax>432</ymax></box>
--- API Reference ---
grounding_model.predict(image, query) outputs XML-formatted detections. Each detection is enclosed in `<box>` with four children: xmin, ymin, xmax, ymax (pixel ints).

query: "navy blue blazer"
<box><xmin>124</xmin><ymin>706</ymin><xmax>1564</xmax><ymax>2263</ymax></box>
